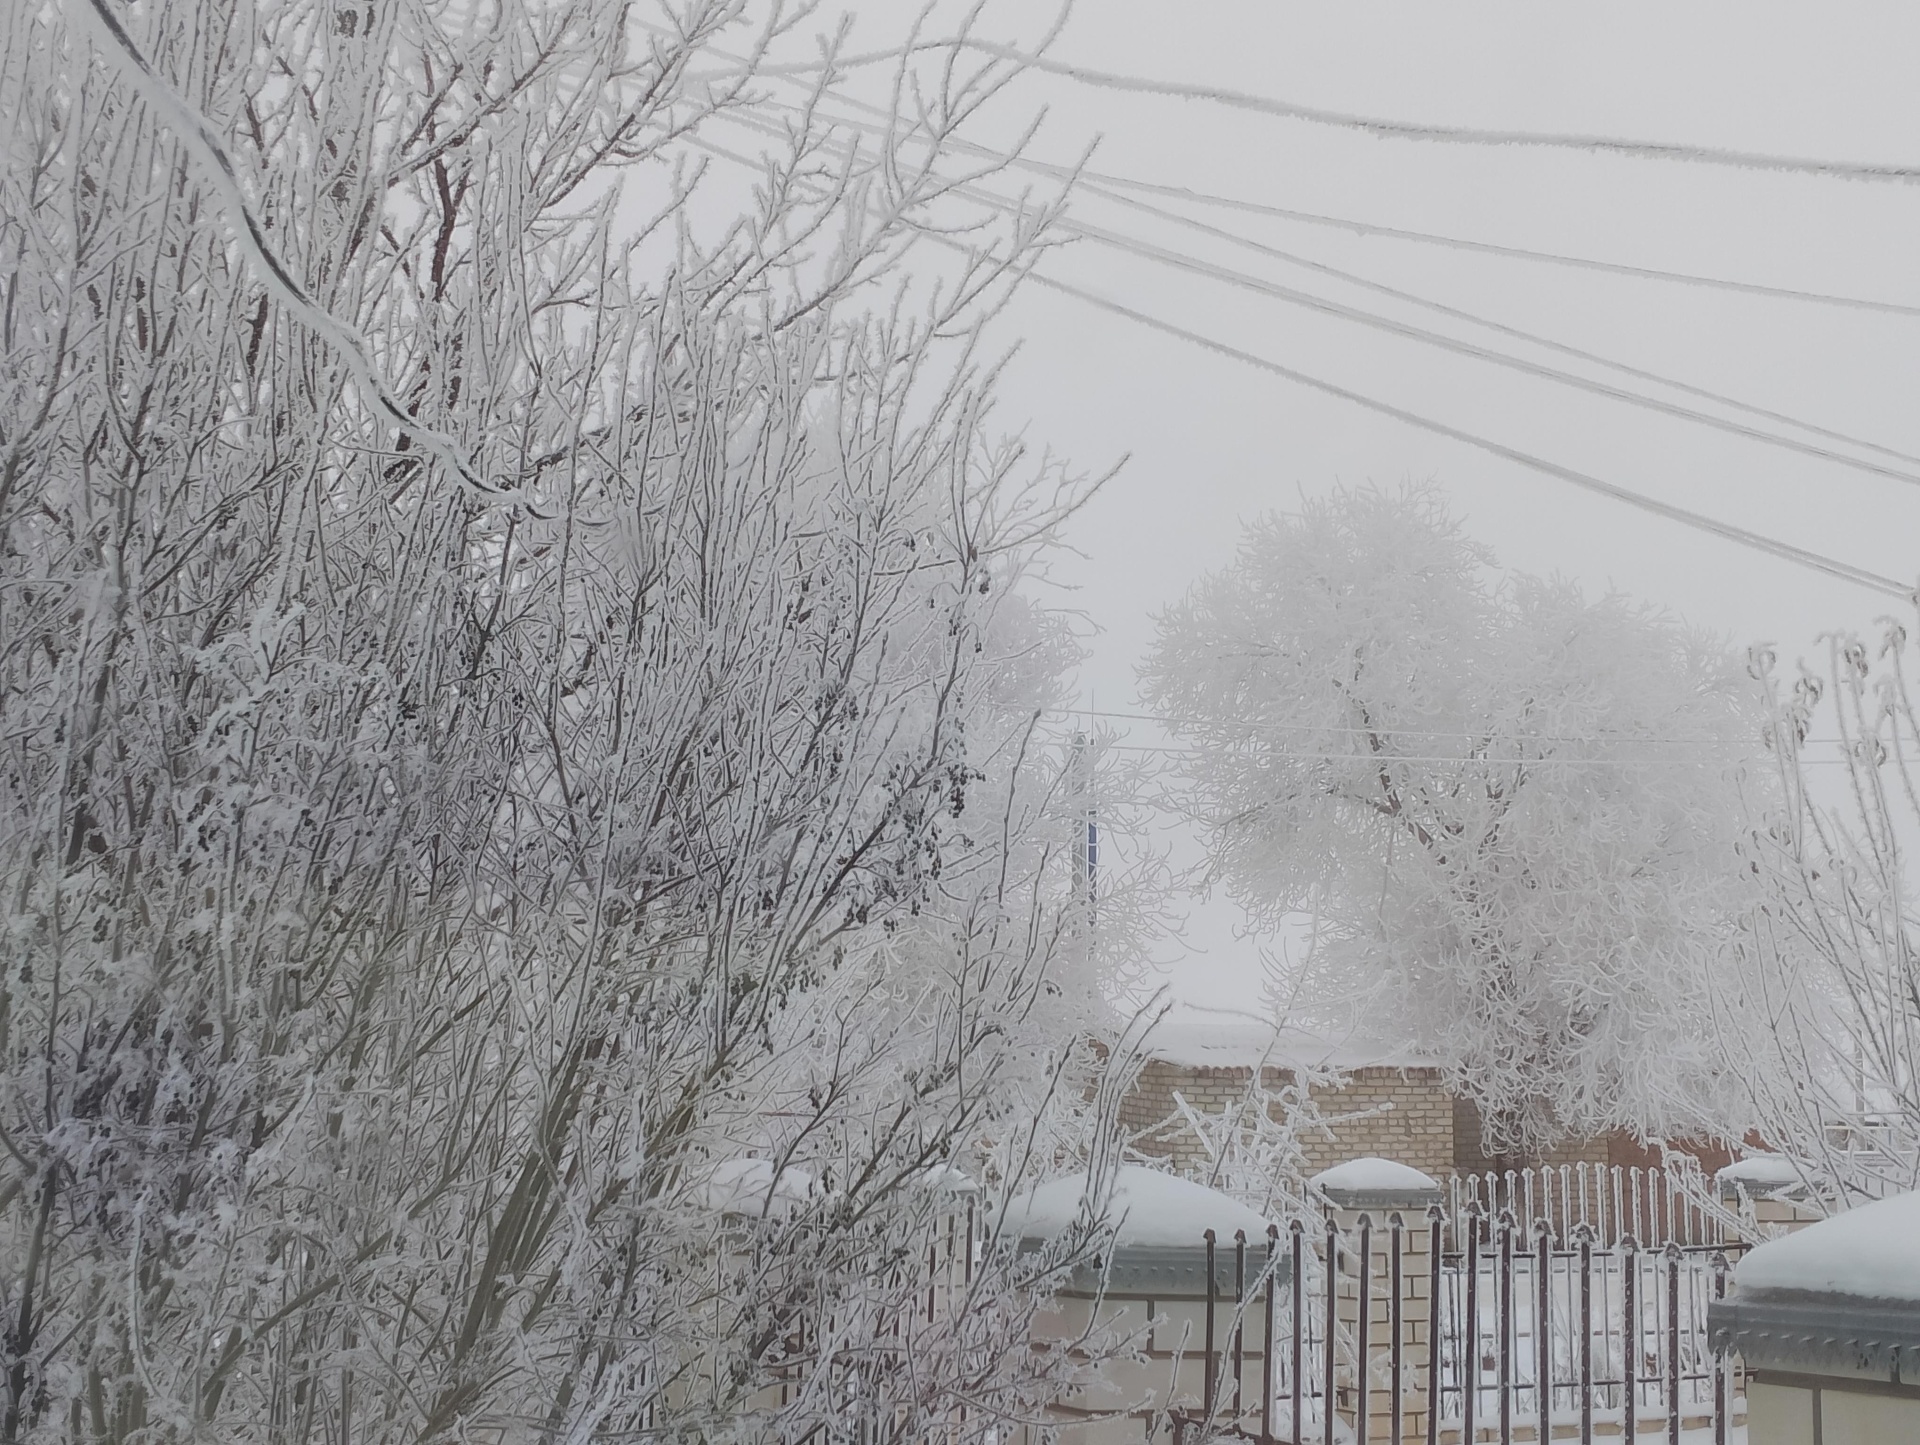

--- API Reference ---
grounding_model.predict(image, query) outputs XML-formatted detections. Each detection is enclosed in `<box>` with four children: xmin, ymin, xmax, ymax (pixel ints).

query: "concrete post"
<box><xmin>1312</xmin><ymin>1160</ymin><xmax>1445</xmax><ymax>1445</ymax></box>
<box><xmin>1033</xmin><ymin>1235</ymin><xmax>1280</xmax><ymax>1445</ymax></box>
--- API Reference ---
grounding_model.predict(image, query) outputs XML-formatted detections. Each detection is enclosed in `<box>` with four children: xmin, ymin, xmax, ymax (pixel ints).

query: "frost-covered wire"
<box><xmin>773</xmin><ymin>37</ymin><xmax>1920</xmax><ymax>185</ymax></box>
<box><xmin>722</xmin><ymin>96</ymin><xmax>1920</xmax><ymax>481</ymax></box>
<box><xmin>702</xmin><ymin>42</ymin><xmax>1920</xmax><ymax>319</ymax></box>
<box><xmin>1019</xmin><ymin>271</ymin><xmax>1914</xmax><ymax>600</ymax></box>
<box><xmin>686</xmin><ymin>127</ymin><xmax>1910</xmax><ymax>598</ymax></box>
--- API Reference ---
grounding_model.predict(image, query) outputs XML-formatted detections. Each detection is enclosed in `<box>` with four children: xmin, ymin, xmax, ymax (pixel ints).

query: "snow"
<box><xmin>998</xmin><ymin>1164</ymin><xmax>1277</xmax><ymax>1249</ymax></box>
<box><xmin>698</xmin><ymin>1158</ymin><xmax>819</xmax><ymax>1217</ymax></box>
<box><xmin>918</xmin><ymin>1163</ymin><xmax>981</xmax><ymax>1195</ymax></box>
<box><xmin>1311</xmin><ymin>1157</ymin><xmax>1440</xmax><ymax>1194</ymax></box>
<box><xmin>1715</xmin><ymin>1154</ymin><xmax>1803</xmax><ymax>1194</ymax></box>
<box><xmin>1734</xmin><ymin>1190</ymin><xmax>1920</xmax><ymax>1301</ymax></box>
<box><xmin>1143</xmin><ymin>1006</ymin><xmax>1431</xmax><ymax>1073</ymax></box>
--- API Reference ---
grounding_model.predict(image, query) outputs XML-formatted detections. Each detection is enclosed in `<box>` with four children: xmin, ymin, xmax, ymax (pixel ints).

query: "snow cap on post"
<box><xmin>1713</xmin><ymin>1153</ymin><xmax>1804</xmax><ymax>1202</ymax></box>
<box><xmin>1000</xmin><ymin>1163</ymin><xmax>1275</xmax><ymax>1249</ymax></box>
<box><xmin>1310</xmin><ymin>1157</ymin><xmax>1443</xmax><ymax>1212</ymax></box>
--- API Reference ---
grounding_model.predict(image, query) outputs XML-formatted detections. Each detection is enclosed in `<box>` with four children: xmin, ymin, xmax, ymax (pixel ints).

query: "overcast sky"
<box><xmin>717</xmin><ymin>3</ymin><xmax>1920</xmax><ymax>1014</ymax></box>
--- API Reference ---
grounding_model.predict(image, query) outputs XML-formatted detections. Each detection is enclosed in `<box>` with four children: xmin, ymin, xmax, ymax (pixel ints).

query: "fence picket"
<box><xmin>1463</xmin><ymin>1208</ymin><xmax>1481</xmax><ymax>1445</ymax></box>
<box><xmin>1357</xmin><ymin>1214</ymin><xmax>1373</xmax><ymax>1445</ymax></box>
<box><xmin>1426</xmin><ymin>1206</ymin><xmax>1442</xmax><ymax>1445</ymax></box>
<box><xmin>1498</xmin><ymin>1211</ymin><xmax>1515</xmax><ymax>1444</ymax></box>
<box><xmin>1535</xmin><ymin>1218</ymin><xmax>1552</xmax><ymax>1445</ymax></box>
<box><xmin>1324</xmin><ymin>1216</ymin><xmax>1339</xmax><ymax>1445</ymax></box>
<box><xmin>1666</xmin><ymin>1242</ymin><xmax>1683</xmax><ymax>1445</ymax></box>
<box><xmin>1390</xmin><ymin>1212</ymin><xmax>1405</xmax><ymax>1445</ymax></box>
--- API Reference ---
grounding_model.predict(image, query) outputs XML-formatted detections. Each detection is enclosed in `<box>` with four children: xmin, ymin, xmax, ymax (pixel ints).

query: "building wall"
<box><xmin>1451</xmin><ymin>1095</ymin><xmax>1613</xmax><ymax>1176</ymax></box>
<box><xmin>1124</xmin><ymin>1059</ymin><xmax>1704</xmax><ymax>1184</ymax></box>
<box><xmin>1303</xmin><ymin>1069</ymin><xmax>1453</xmax><ymax>1179</ymax></box>
<box><xmin>1120</xmin><ymin>1059</ymin><xmax>1455</xmax><ymax>1182</ymax></box>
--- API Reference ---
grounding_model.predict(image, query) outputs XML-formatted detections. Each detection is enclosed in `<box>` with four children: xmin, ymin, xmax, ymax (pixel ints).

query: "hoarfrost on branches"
<box><xmin>1141</xmin><ymin>484</ymin><xmax>1767</xmax><ymax>1153</ymax></box>
<box><xmin>1744</xmin><ymin>617</ymin><xmax>1920</xmax><ymax>1202</ymax></box>
<box><xmin>0</xmin><ymin>1</ymin><xmax>1148</xmax><ymax>1439</ymax></box>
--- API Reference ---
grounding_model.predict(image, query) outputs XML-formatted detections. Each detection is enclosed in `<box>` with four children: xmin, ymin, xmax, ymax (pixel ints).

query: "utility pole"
<box><xmin>1071</xmin><ymin>730</ymin><xmax>1098</xmax><ymax>935</ymax></box>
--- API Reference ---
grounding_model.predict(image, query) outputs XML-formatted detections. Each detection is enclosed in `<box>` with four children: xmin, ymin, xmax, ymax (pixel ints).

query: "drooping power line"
<box><xmin>721</xmin><ymin>100</ymin><xmax>1920</xmax><ymax>481</ymax></box>
<box><xmin>684</xmin><ymin>26</ymin><xmax>1920</xmax><ymax>316</ymax></box>
<box><xmin>679</xmin><ymin>139</ymin><xmax>1913</xmax><ymax>601</ymax></box>
<box><xmin>773</xmin><ymin>38</ymin><xmax>1920</xmax><ymax>185</ymax></box>
<box><xmin>714</xmin><ymin>103</ymin><xmax>1920</xmax><ymax>490</ymax></box>
<box><xmin>1016</xmin><ymin>273</ymin><xmax>1913</xmax><ymax>600</ymax></box>
<box><xmin>1066</xmin><ymin>169</ymin><xmax>1920</xmax><ymax>320</ymax></box>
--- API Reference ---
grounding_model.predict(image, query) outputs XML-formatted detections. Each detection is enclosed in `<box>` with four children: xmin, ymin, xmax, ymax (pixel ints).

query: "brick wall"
<box><xmin>1121</xmin><ymin>1059</ymin><xmax>1455</xmax><ymax>1181</ymax></box>
<box><xmin>1303</xmin><ymin>1068</ymin><xmax>1453</xmax><ymax>1179</ymax></box>
<box><xmin>1124</xmin><ymin>1059</ymin><xmax>1684</xmax><ymax>1184</ymax></box>
<box><xmin>1452</xmin><ymin>1097</ymin><xmax>1689</xmax><ymax>1177</ymax></box>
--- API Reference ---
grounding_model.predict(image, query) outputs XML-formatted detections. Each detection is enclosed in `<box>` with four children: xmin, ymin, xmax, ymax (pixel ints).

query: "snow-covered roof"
<box><xmin>1733</xmin><ymin>1191</ymin><xmax>1920</xmax><ymax>1302</ymax></box>
<box><xmin>1140</xmin><ymin>1007</ymin><xmax>1431</xmax><ymax>1073</ymax></box>
<box><xmin>698</xmin><ymin>1158</ymin><xmax>818</xmax><ymax>1217</ymax></box>
<box><xmin>998</xmin><ymin>1163</ymin><xmax>1276</xmax><ymax>1249</ymax></box>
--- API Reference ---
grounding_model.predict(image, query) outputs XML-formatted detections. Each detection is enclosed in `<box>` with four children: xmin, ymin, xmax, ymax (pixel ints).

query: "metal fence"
<box><xmin>1446</xmin><ymin>1163</ymin><xmax>1737</xmax><ymax>1250</ymax></box>
<box><xmin>1201</xmin><ymin>1201</ymin><xmax>1743</xmax><ymax>1445</ymax></box>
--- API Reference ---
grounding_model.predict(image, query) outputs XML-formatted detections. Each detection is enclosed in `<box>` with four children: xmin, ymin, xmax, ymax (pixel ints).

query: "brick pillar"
<box><xmin>1312</xmin><ymin>1161</ymin><xmax>1444</xmax><ymax>1445</ymax></box>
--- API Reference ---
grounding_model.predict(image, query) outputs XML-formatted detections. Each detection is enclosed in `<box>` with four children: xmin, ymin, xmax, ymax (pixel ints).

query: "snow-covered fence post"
<box><xmin>1311</xmin><ymin>1160</ymin><xmax>1444</xmax><ymax>1445</ymax></box>
<box><xmin>1710</xmin><ymin>1193</ymin><xmax>1920</xmax><ymax>1445</ymax></box>
<box><xmin>1012</xmin><ymin>1168</ymin><xmax>1279</xmax><ymax>1444</ymax></box>
<box><xmin>1713</xmin><ymin>1157</ymin><xmax>1823</xmax><ymax>1245</ymax></box>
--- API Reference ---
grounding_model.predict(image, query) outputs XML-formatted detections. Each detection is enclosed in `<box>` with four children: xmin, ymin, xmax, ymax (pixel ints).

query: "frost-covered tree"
<box><xmin>1142</xmin><ymin>484</ymin><xmax>1765</xmax><ymax>1153</ymax></box>
<box><xmin>0</xmin><ymin>1</ymin><xmax>1141</xmax><ymax>1440</ymax></box>
<box><xmin>1743</xmin><ymin>618</ymin><xmax>1920</xmax><ymax>1202</ymax></box>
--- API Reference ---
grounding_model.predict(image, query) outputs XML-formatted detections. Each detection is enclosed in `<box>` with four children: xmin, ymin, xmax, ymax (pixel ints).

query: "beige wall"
<box><xmin>1120</xmin><ymin>1059</ymin><xmax>1455</xmax><ymax>1181</ymax></box>
<box><xmin>1746</xmin><ymin>1376</ymin><xmax>1920</xmax><ymax>1445</ymax></box>
<box><xmin>1122</xmin><ymin>1058</ymin><xmax>1681</xmax><ymax>1183</ymax></box>
<box><xmin>1302</xmin><ymin>1069</ymin><xmax>1453</xmax><ymax>1179</ymax></box>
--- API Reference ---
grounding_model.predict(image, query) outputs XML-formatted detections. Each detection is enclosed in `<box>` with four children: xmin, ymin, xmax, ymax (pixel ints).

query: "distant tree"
<box><xmin>1744</xmin><ymin>618</ymin><xmax>1920</xmax><ymax>1202</ymax></box>
<box><xmin>1142</xmin><ymin>484</ymin><xmax>1766</xmax><ymax>1153</ymax></box>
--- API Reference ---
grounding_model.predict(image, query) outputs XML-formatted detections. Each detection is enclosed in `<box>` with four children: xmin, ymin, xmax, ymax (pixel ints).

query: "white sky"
<box><xmin>708</xmin><ymin>2</ymin><xmax>1920</xmax><ymax>1012</ymax></box>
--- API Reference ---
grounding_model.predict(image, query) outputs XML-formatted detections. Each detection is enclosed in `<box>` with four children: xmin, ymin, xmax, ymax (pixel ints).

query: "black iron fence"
<box><xmin>1192</xmin><ymin>1205</ymin><xmax>1743</xmax><ymax>1445</ymax></box>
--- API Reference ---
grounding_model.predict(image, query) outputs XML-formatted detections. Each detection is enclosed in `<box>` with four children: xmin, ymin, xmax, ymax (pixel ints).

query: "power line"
<box><xmin>682</xmin><ymin>26</ymin><xmax>1920</xmax><ymax>317</ymax></box>
<box><xmin>1024</xmin><ymin>275</ymin><xmax>1913</xmax><ymax>599</ymax></box>
<box><xmin>1042</xmin><ymin>706</ymin><xmax>1741</xmax><ymax>748</ymax></box>
<box><xmin>720</xmin><ymin>101</ymin><xmax>1920</xmax><ymax>483</ymax></box>
<box><xmin>680</xmin><ymin>134</ymin><xmax>1913</xmax><ymax>600</ymax></box>
<box><xmin>1100</xmin><ymin>743</ymin><xmax>1782</xmax><ymax>768</ymax></box>
<box><xmin>825</xmin><ymin>39</ymin><xmax>1920</xmax><ymax>185</ymax></box>
<box><xmin>1068</xmin><ymin>171</ymin><xmax>1920</xmax><ymax>321</ymax></box>
<box><xmin>1068</xmin><ymin>182</ymin><xmax>1920</xmax><ymax>472</ymax></box>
